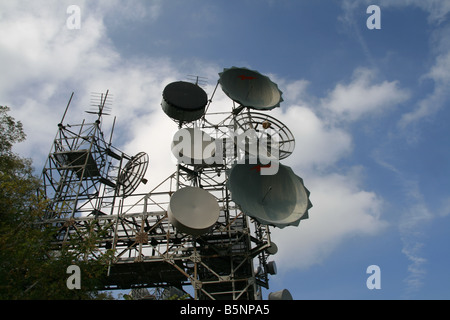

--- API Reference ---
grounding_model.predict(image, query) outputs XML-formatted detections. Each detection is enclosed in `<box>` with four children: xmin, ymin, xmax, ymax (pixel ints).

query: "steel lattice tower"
<box><xmin>39</xmin><ymin>68</ymin><xmax>312</xmax><ymax>300</ymax></box>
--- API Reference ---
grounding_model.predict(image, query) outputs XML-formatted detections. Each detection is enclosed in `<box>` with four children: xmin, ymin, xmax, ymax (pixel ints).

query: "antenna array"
<box><xmin>39</xmin><ymin>67</ymin><xmax>312</xmax><ymax>300</ymax></box>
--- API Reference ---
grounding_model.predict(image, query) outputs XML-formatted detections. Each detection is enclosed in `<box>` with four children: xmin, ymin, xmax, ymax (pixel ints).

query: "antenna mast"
<box><xmin>39</xmin><ymin>67</ymin><xmax>312</xmax><ymax>300</ymax></box>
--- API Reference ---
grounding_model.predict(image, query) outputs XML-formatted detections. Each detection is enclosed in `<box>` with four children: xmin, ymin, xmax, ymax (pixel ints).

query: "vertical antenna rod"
<box><xmin>60</xmin><ymin>92</ymin><xmax>74</xmax><ymax>125</ymax></box>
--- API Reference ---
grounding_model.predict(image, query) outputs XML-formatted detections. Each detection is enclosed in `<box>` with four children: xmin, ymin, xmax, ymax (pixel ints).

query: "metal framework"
<box><xmin>39</xmin><ymin>89</ymin><xmax>277</xmax><ymax>300</ymax></box>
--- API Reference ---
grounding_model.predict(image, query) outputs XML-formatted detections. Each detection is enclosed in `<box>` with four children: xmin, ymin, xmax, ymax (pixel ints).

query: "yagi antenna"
<box><xmin>86</xmin><ymin>90</ymin><xmax>113</xmax><ymax>118</ymax></box>
<box><xmin>187</xmin><ymin>75</ymin><xmax>208</xmax><ymax>87</ymax></box>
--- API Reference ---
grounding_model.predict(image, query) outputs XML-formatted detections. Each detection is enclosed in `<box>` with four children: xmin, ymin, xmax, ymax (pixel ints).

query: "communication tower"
<box><xmin>39</xmin><ymin>67</ymin><xmax>312</xmax><ymax>300</ymax></box>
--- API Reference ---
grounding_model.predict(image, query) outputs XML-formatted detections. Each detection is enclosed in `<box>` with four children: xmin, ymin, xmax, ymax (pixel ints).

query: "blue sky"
<box><xmin>1</xmin><ymin>0</ymin><xmax>450</xmax><ymax>300</ymax></box>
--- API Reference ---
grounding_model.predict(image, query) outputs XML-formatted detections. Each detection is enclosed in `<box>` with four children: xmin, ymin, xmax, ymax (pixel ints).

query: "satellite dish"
<box><xmin>168</xmin><ymin>186</ymin><xmax>220</xmax><ymax>237</ymax></box>
<box><xmin>161</xmin><ymin>81</ymin><xmax>208</xmax><ymax>122</ymax></box>
<box><xmin>171</xmin><ymin>127</ymin><xmax>216</xmax><ymax>165</ymax></box>
<box><xmin>234</xmin><ymin>111</ymin><xmax>295</xmax><ymax>161</ymax></box>
<box><xmin>268</xmin><ymin>289</ymin><xmax>293</xmax><ymax>300</ymax></box>
<box><xmin>118</xmin><ymin>152</ymin><xmax>149</xmax><ymax>197</ymax></box>
<box><xmin>227</xmin><ymin>162</ymin><xmax>312</xmax><ymax>228</ymax></box>
<box><xmin>218</xmin><ymin>67</ymin><xmax>283</xmax><ymax>110</ymax></box>
<box><xmin>266</xmin><ymin>242</ymin><xmax>278</xmax><ymax>255</ymax></box>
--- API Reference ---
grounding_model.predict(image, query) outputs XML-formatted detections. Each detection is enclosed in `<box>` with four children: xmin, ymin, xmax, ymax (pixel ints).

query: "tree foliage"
<box><xmin>0</xmin><ymin>106</ymin><xmax>113</xmax><ymax>299</ymax></box>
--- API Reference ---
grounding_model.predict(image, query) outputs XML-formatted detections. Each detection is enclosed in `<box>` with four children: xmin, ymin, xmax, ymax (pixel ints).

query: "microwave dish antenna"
<box><xmin>39</xmin><ymin>66</ymin><xmax>313</xmax><ymax>300</ymax></box>
<box><xmin>218</xmin><ymin>67</ymin><xmax>283</xmax><ymax>111</ymax></box>
<box><xmin>161</xmin><ymin>81</ymin><xmax>208</xmax><ymax>122</ymax></box>
<box><xmin>118</xmin><ymin>151</ymin><xmax>149</xmax><ymax>197</ymax></box>
<box><xmin>168</xmin><ymin>186</ymin><xmax>220</xmax><ymax>237</ymax></box>
<box><xmin>268</xmin><ymin>289</ymin><xmax>293</xmax><ymax>300</ymax></box>
<box><xmin>227</xmin><ymin>162</ymin><xmax>312</xmax><ymax>228</ymax></box>
<box><xmin>234</xmin><ymin>111</ymin><xmax>295</xmax><ymax>161</ymax></box>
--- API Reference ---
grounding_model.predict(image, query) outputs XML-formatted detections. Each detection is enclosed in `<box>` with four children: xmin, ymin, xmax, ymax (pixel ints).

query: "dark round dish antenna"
<box><xmin>161</xmin><ymin>81</ymin><xmax>208</xmax><ymax>122</ymax></box>
<box><xmin>218</xmin><ymin>67</ymin><xmax>283</xmax><ymax>110</ymax></box>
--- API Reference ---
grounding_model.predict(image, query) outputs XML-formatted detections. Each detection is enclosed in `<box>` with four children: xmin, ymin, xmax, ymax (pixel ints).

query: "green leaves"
<box><xmin>0</xmin><ymin>106</ymin><xmax>114</xmax><ymax>299</ymax></box>
<box><xmin>0</xmin><ymin>105</ymin><xmax>25</xmax><ymax>156</ymax></box>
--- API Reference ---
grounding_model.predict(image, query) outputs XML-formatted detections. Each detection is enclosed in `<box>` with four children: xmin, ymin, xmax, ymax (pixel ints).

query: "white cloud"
<box><xmin>372</xmin><ymin>69</ymin><xmax>450</xmax><ymax>297</ymax></box>
<box><xmin>374</xmin><ymin>150</ymin><xmax>434</xmax><ymax>297</ymax></box>
<box><xmin>399</xmin><ymin>40</ymin><xmax>450</xmax><ymax>128</ymax></box>
<box><xmin>438</xmin><ymin>196</ymin><xmax>450</xmax><ymax>217</ymax></box>
<box><xmin>0</xmin><ymin>1</ymin><xmax>390</xmax><ymax>280</ymax></box>
<box><xmin>279</xmin><ymin>79</ymin><xmax>310</xmax><ymax>105</ymax></box>
<box><xmin>0</xmin><ymin>1</ymin><xmax>172</xmax><ymax>167</ymax></box>
<box><xmin>272</xmin><ymin>170</ymin><xmax>387</xmax><ymax>271</ymax></box>
<box><xmin>338</xmin><ymin>0</ymin><xmax>450</xmax><ymax>129</ymax></box>
<box><xmin>321</xmin><ymin>68</ymin><xmax>410</xmax><ymax>123</ymax></box>
<box><xmin>0</xmin><ymin>2</ymin><xmax>115</xmax><ymax>166</ymax></box>
<box><xmin>400</xmin><ymin>202</ymin><xmax>432</xmax><ymax>297</ymax></box>
<box><xmin>271</xmin><ymin>106</ymin><xmax>352</xmax><ymax>171</ymax></box>
<box><xmin>399</xmin><ymin>21</ymin><xmax>450</xmax><ymax>129</ymax></box>
<box><xmin>267</xmin><ymin>71</ymin><xmax>396</xmax><ymax>272</ymax></box>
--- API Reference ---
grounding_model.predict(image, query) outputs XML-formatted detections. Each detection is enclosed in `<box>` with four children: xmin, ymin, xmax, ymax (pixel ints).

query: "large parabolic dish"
<box><xmin>168</xmin><ymin>186</ymin><xmax>220</xmax><ymax>237</ymax></box>
<box><xmin>227</xmin><ymin>163</ymin><xmax>312</xmax><ymax>228</ymax></box>
<box><xmin>218</xmin><ymin>67</ymin><xmax>283</xmax><ymax>110</ymax></box>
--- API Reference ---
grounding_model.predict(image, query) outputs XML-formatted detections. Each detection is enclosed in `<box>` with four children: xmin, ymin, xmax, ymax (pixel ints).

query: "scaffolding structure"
<box><xmin>39</xmin><ymin>89</ymin><xmax>278</xmax><ymax>300</ymax></box>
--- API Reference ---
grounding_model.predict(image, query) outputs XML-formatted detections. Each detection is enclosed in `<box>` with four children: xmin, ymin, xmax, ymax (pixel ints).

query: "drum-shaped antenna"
<box><xmin>234</xmin><ymin>111</ymin><xmax>295</xmax><ymax>161</ymax></box>
<box><xmin>268</xmin><ymin>289</ymin><xmax>293</xmax><ymax>300</ymax></box>
<box><xmin>168</xmin><ymin>186</ymin><xmax>220</xmax><ymax>237</ymax></box>
<box><xmin>171</xmin><ymin>127</ymin><xmax>216</xmax><ymax>165</ymax></box>
<box><xmin>218</xmin><ymin>67</ymin><xmax>283</xmax><ymax>110</ymax></box>
<box><xmin>227</xmin><ymin>163</ymin><xmax>312</xmax><ymax>228</ymax></box>
<box><xmin>118</xmin><ymin>152</ymin><xmax>149</xmax><ymax>197</ymax></box>
<box><xmin>161</xmin><ymin>81</ymin><xmax>208</xmax><ymax>122</ymax></box>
